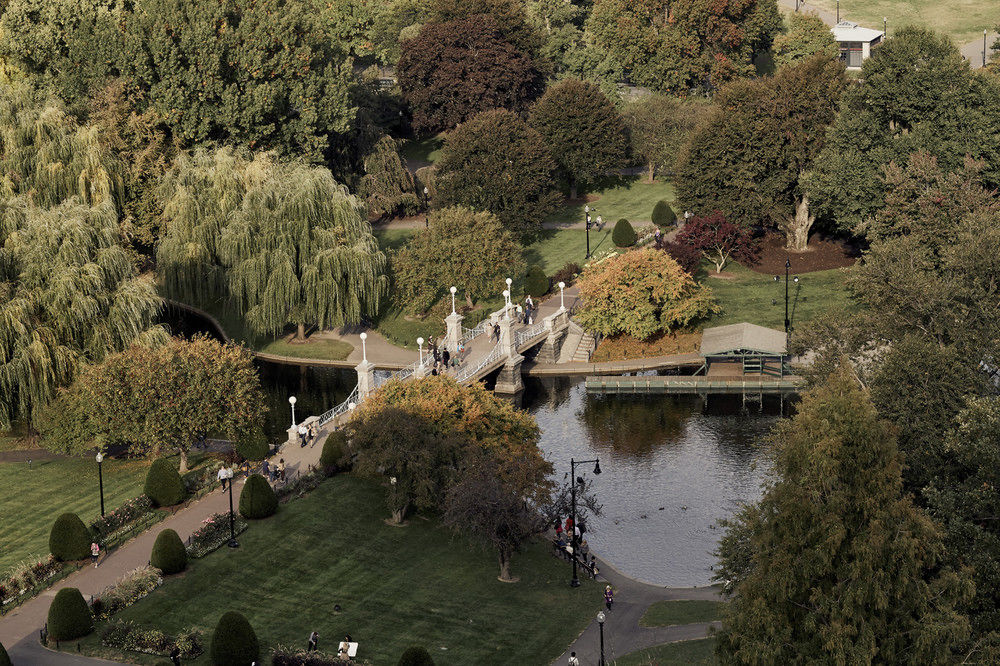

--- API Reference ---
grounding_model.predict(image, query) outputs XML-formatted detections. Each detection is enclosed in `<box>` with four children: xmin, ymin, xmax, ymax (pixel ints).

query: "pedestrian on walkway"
<box><xmin>492</xmin><ymin>322</ymin><xmax>500</xmax><ymax>342</ymax></box>
<box><xmin>90</xmin><ymin>541</ymin><xmax>100</xmax><ymax>568</ymax></box>
<box><xmin>457</xmin><ymin>341</ymin><xmax>465</xmax><ymax>363</ymax></box>
<box><xmin>277</xmin><ymin>458</ymin><xmax>286</xmax><ymax>482</ymax></box>
<box><xmin>218</xmin><ymin>466</ymin><xmax>228</xmax><ymax>491</ymax></box>
<box><xmin>442</xmin><ymin>348</ymin><xmax>450</xmax><ymax>369</ymax></box>
<box><xmin>524</xmin><ymin>295</ymin><xmax>534</xmax><ymax>324</ymax></box>
<box><xmin>308</xmin><ymin>630</ymin><xmax>319</xmax><ymax>651</ymax></box>
<box><xmin>568</xmin><ymin>651</ymin><xmax>580</xmax><ymax>665</ymax></box>
<box><xmin>604</xmin><ymin>585</ymin><xmax>614</xmax><ymax>611</ymax></box>
<box><xmin>170</xmin><ymin>645</ymin><xmax>181</xmax><ymax>665</ymax></box>
<box><xmin>309</xmin><ymin>423</ymin><xmax>318</xmax><ymax>447</ymax></box>
<box><xmin>262</xmin><ymin>459</ymin><xmax>270</xmax><ymax>480</ymax></box>
<box><xmin>298</xmin><ymin>424</ymin><xmax>308</xmax><ymax>448</ymax></box>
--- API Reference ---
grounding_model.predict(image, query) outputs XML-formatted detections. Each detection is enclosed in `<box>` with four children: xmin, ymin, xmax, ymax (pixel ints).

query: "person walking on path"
<box><xmin>170</xmin><ymin>645</ymin><xmax>181</xmax><ymax>665</ymax></box>
<box><xmin>90</xmin><ymin>542</ymin><xmax>100</xmax><ymax>568</ymax></box>
<box><xmin>568</xmin><ymin>651</ymin><xmax>580</xmax><ymax>665</ymax></box>
<box><xmin>492</xmin><ymin>322</ymin><xmax>500</xmax><ymax>342</ymax></box>
<box><xmin>262</xmin><ymin>459</ymin><xmax>271</xmax><ymax>481</ymax></box>
<box><xmin>524</xmin><ymin>295</ymin><xmax>534</xmax><ymax>324</ymax></box>
<box><xmin>298</xmin><ymin>424</ymin><xmax>308</xmax><ymax>448</ymax></box>
<box><xmin>604</xmin><ymin>584</ymin><xmax>614</xmax><ymax>611</ymax></box>
<box><xmin>277</xmin><ymin>458</ymin><xmax>286</xmax><ymax>482</ymax></box>
<box><xmin>218</xmin><ymin>466</ymin><xmax>228</xmax><ymax>491</ymax></box>
<box><xmin>308</xmin><ymin>630</ymin><xmax>319</xmax><ymax>651</ymax></box>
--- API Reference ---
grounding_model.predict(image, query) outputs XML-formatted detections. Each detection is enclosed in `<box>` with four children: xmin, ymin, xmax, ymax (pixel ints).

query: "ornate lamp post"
<box><xmin>417</xmin><ymin>337</ymin><xmax>425</xmax><ymax>366</ymax></box>
<box><xmin>597</xmin><ymin>611</ymin><xmax>607</xmax><ymax>666</ymax></box>
<box><xmin>95</xmin><ymin>451</ymin><xmax>105</xmax><ymax>518</ymax></box>
<box><xmin>558</xmin><ymin>281</ymin><xmax>566</xmax><ymax>311</ymax></box>
<box><xmin>288</xmin><ymin>396</ymin><xmax>297</xmax><ymax>427</ymax></box>
<box><xmin>773</xmin><ymin>259</ymin><xmax>799</xmax><ymax>334</ymax></box>
<box><xmin>585</xmin><ymin>205</ymin><xmax>592</xmax><ymax>259</ymax></box>
<box><xmin>359</xmin><ymin>332</ymin><xmax>368</xmax><ymax>363</ymax></box>
<box><xmin>503</xmin><ymin>290</ymin><xmax>511</xmax><ymax>320</ymax></box>
<box><xmin>569</xmin><ymin>457</ymin><xmax>601</xmax><ymax>587</ymax></box>
<box><xmin>224</xmin><ymin>467</ymin><xmax>238</xmax><ymax>548</ymax></box>
<box><xmin>423</xmin><ymin>186</ymin><xmax>430</xmax><ymax>228</ymax></box>
<box><xmin>450</xmin><ymin>286</ymin><xmax>457</xmax><ymax>314</ymax></box>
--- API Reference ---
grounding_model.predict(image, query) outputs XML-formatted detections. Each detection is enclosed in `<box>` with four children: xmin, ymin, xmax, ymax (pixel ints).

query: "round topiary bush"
<box><xmin>238</xmin><ymin>474</ymin><xmax>277</xmax><ymax>519</ymax></box>
<box><xmin>398</xmin><ymin>645</ymin><xmax>435</xmax><ymax>666</ymax></box>
<box><xmin>652</xmin><ymin>200</ymin><xmax>676</xmax><ymax>228</ymax></box>
<box><xmin>320</xmin><ymin>430</ymin><xmax>348</xmax><ymax>474</ymax></box>
<box><xmin>0</xmin><ymin>640</ymin><xmax>10</xmax><ymax>666</ymax></box>
<box><xmin>612</xmin><ymin>218</ymin><xmax>637</xmax><ymax>247</ymax></box>
<box><xmin>210</xmin><ymin>611</ymin><xmax>259</xmax><ymax>666</ymax></box>
<box><xmin>235</xmin><ymin>428</ymin><xmax>270</xmax><ymax>461</ymax></box>
<box><xmin>49</xmin><ymin>512</ymin><xmax>91</xmax><ymax>561</ymax></box>
<box><xmin>47</xmin><ymin>587</ymin><xmax>94</xmax><ymax>641</ymax></box>
<box><xmin>523</xmin><ymin>265</ymin><xmax>549</xmax><ymax>297</ymax></box>
<box><xmin>150</xmin><ymin>528</ymin><xmax>187</xmax><ymax>575</ymax></box>
<box><xmin>144</xmin><ymin>458</ymin><xmax>185</xmax><ymax>508</ymax></box>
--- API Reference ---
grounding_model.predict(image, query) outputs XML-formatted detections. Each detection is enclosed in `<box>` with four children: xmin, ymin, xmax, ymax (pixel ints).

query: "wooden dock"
<box><xmin>585</xmin><ymin>374</ymin><xmax>806</xmax><ymax>395</ymax></box>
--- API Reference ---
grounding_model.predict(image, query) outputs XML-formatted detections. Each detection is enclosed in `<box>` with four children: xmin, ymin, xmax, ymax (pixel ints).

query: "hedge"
<box><xmin>320</xmin><ymin>431</ymin><xmax>348</xmax><ymax>474</ymax></box>
<box><xmin>239</xmin><ymin>474</ymin><xmax>278</xmax><ymax>519</ymax></box>
<box><xmin>523</xmin><ymin>265</ymin><xmax>549</xmax><ymax>297</ymax></box>
<box><xmin>612</xmin><ymin>218</ymin><xmax>637</xmax><ymax>247</ymax></box>
<box><xmin>398</xmin><ymin>645</ymin><xmax>435</xmax><ymax>666</ymax></box>
<box><xmin>47</xmin><ymin>587</ymin><xmax>94</xmax><ymax>641</ymax></box>
<box><xmin>210</xmin><ymin>611</ymin><xmax>259</xmax><ymax>666</ymax></box>
<box><xmin>49</xmin><ymin>512</ymin><xmax>91</xmax><ymax>561</ymax></box>
<box><xmin>236</xmin><ymin>429</ymin><xmax>270</xmax><ymax>461</ymax></box>
<box><xmin>150</xmin><ymin>529</ymin><xmax>187</xmax><ymax>575</ymax></box>
<box><xmin>144</xmin><ymin>459</ymin><xmax>185</xmax><ymax>507</ymax></box>
<box><xmin>652</xmin><ymin>200</ymin><xmax>676</xmax><ymax>228</ymax></box>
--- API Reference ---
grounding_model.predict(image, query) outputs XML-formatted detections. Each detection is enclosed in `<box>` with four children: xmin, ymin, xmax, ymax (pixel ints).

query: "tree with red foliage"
<box><xmin>674</xmin><ymin>211</ymin><xmax>759</xmax><ymax>273</ymax></box>
<box><xmin>398</xmin><ymin>15</ymin><xmax>543</xmax><ymax>134</ymax></box>
<box><xmin>661</xmin><ymin>240</ymin><xmax>702</xmax><ymax>275</ymax></box>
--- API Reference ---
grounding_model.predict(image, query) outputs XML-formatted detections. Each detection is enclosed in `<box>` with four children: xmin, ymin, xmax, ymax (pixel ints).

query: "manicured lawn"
<box><xmin>373</xmin><ymin>305</ymin><xmax>448</xmax><ymax>349</ymax></box>
<box><xmin>401</xmin><ymin>135</ymin><xmax>445</xmax><ymax>165</ymax></box>
<box><xmin>545</xmin><ymin>178</ymin><xmax>676</xmax><ymax>226</ymax></box>
<box><xmin>616</xmin><ymin>638</ymin><xmax>718</xmax><ymax>665</ymax></box>
<box><xmin>702</xmin><ymin>261</ymin><xmax>855</xmax><ymax>331</ymax></box>
<box><xmin>805</xmin><ymin>0</ymin><xmax>993</xmax><ymax>45</ymax></box>
<box><xmin>0</xmin><ymin>457</ymin><xmax>151</xmax><ymax>575</ymax></box>
<box><xmin>259</xmin><ymin>338</ymin><xmax>353</xmax><ymax>361</ymax></box>
<box><xmin>374</xmin><ymin>228</ymin><xmax>417</xmax><ymax>253</ymax></box>
<box><xmin>524</xmin><ymin>227</ymin><xmax>617</xmax><ymax>274</ymax></box>
<box><xmin>113</xmin><ymin>475</ymin><xmax>602</xmax><ymax>665</ymax></box>
<box><xmin>640</xmin><ymin>600</ymin><xmax>723</xmax><ymax>628</ymax></box>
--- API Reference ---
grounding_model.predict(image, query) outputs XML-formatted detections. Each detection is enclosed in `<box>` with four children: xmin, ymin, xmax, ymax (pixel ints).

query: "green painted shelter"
<box><xmin>699</xmin><ymin>323</ymin><xmax>789</xmax><ymax>377</ymax></box>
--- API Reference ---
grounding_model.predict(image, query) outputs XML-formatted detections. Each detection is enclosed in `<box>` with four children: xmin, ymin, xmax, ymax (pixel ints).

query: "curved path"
<box><xmin>552</xmin><ymin>557</ymin><xmax>722</xmax><ymax>665</ymax></box>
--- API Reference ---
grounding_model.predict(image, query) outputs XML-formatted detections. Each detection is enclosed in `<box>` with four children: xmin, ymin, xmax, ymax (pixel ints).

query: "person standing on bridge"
<box><xmin>442</xmin><ymin>347</ymin><xmax>450</xmax><ymax>370</ymax></box>
<box><xmin>524</xmin><ymin>295</ymin><xmax>534</xmax><ymax>324</ymax></box>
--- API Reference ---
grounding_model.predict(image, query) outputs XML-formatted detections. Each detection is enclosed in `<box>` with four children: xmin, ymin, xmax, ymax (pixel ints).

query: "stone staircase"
<box><xmin>573</xmin><ymin>332</ymin><xmax>597</xmax><ymax>362</ymax></box>
<box><xmin>558</xmin><ymin>322</ymin><xmax>597</xmax><ymax>363</ymax></box>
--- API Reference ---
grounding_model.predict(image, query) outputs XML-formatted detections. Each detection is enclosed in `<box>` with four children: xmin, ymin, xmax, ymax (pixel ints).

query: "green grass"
<box><xmin>640</xmin><ymin>600</ymin><xmax>723</xmax><ymax>628</ymax></box>
<box><xmin>401</xmin><ymin>135</ymin><xmax>445</xmax><ymax>165</ymax></box>
<box><xmin>702</xmin><ymin>261</ymin><xmax>855</xmax><ymax>331</ymax></box>
<box><xmin>111</xmin><ymin>475</ymin><xmax>601</xmax><ymax>665</ymax></box>
<box><xmin>374</xmin><ymin>228</ymin><xmax>418</xmax><ymax>253</ymax></box>
<box><xmin>0</xmin><ymin>457</ymin><xmax>151</xmax><ymax>575</ymax></box>
<box><xmin>258</xmin><ymin>338</ymin><xmax>353</xmax><ymax>361</ymax></box>
<box><xmin>524</xmin><ymin>227</ymin><xmax>617</xmax><ymax>275</ymax></box>
<box><xmin>806</xmin><ymin>0</ymin><xmax>994</xmax><ymax>45</ymax></box>
<box><xmin>546</xmin><ymin>178</ymin><xmax>677</xmax><ymax>226</ymax></box>
<box><xmin>615</xmin><ymin>638</ymin><xmax>718</xmax><ymax>665</ymax></box>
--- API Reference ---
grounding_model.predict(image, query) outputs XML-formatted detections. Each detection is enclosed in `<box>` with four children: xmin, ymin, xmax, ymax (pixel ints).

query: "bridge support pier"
<box><xmin>445</xmin><ymin>312</ymin><xmax>464</xmax><ymax>352</ymax></box>
<box><xmin>494</xmin><ymin>354</ymin><xmax>525</xmax><ymax>395</ymax></box>
<box><xmin>536</xmin><ymin>328</ymin><xmax>567</xmax><ymax>365</ymax></box>
<box><xmin>356</xmin><ymin>359</ymin><xmax>376</xmax><ymax>399</ymax></box>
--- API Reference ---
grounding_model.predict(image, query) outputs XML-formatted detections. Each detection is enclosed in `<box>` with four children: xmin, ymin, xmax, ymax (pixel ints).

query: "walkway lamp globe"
<box><xmin>289</xmin><ymin>395</ymin><xmax>297</xmax><ymax>427</ymax></box>
<box><xmin>95</xmin><ymin>450</ymin><xmax>105</xmax><ymax>518</ymax></box>
<box><xmin>450</xmin><ymin>286</ymin><xmax>458</xmax><ymax>314</ymax></box>
<box><xmin>224</xmin><ymin>467</ymin><xmax>238</xmax><ymax>548</ymax></box>
<box><xmin>558</xmin><ymin>281</ymin><xmax>566</xmax><ymax>311</ymax></box>
<box><xmin>359</xmin><ymin>332</ymin><xmax>368</xmax><ymax>362</ymax></box>
<box><xmin>348</xmin><ymin>402</ymin><xmax>356</xmax><ymax>411</ymax></box>
<box><xmin>417</xmin><ymin>337</ymin><xmax>425</xmax><ymax>366</ymax></box>
<box><xmin>597</xmin><ymin>611</ymin><xmax>606</xmax><ymax>666</ymax></box>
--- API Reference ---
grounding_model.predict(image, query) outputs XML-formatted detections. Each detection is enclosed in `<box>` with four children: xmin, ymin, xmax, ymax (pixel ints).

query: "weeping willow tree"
<box><xmin>158</xmin><ymin>148</ymin><xmax>389</xmax><ymax>339</ymax></box>
<box><xmin>357</xmin><ymin>135</ymin><xmax>419</xmax><ymax>220</ymax></box>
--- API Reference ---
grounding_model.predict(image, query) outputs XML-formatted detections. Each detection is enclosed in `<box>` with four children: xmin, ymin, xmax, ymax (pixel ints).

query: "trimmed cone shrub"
<box><xmin>47</xmin><ymin>587</ymin><xmax>94</xmax><ymax>640</ymax></box>
<box><xmin>144</xmin><ymin>458</ymin><xmax>185</xmax><ymax>507</ymax></box>
<box><xmin>0</xmin><ymin>640</ymin><xmax>10</xmax><ymax>666</ymax></box>
<box><xmin>652</xmin><ymin>200</ymin><xmax>676</xmax><ymax>228</ymax></box>
<box><xmin>235</xmin><ymin>428</ymin><xmax>269</xmax><ymax>461</ymax></box>
<box><xmin>320</xmin><ymin>430</ymin><xmax>348</xmax><ymax>474</ymax></box>
<box><xmin>210</xmin><ymin>611</ymin><xmax>259</xmax><ymax>666</ymax></box>
<box><xmin>150</xmin><ymin>528</ymin><xmax>187</xmax><ymax>574</ymax></box>
<box><xmin>398</xmin><ymin>645</ymin><xmax>435</xmax><ymax>666</ymax></box>
<box><xmin>239</xmin><ymin>474</ymin><xmax>277</xmax><ymax>519</ymax></box>
<box><xmin>49</xmin><ymin>512</ymin><xmax>91</xmax><ymax>561</ymax></box>
<box><xmin>523</xmin><ymin>265</ymin><xmax>549</xmax><ymax>297</ymax></box>
<box><xmin>612</xmin><ymin>218</ymin><xmax>637</xmax><ymax>247</ymax></box>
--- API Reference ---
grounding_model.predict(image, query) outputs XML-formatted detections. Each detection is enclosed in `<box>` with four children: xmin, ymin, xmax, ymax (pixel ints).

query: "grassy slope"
<box><xmin>640</xmin><ymin>600</ymin><xmax>723</xmax><ymax>628</ymax></box>
<box><xmin>116</xmin><ymin>476</ymin><xmax>601</xmax><ymax>665</ymax></box>
<box><xmin>258</xmin><ymin>338</ymin><xmax>353</xmax><ymax>361</ymax></box>
<box><xmin>806</xmin><ymin>0</ymin><xmax>993</xmax><ymax>45</ymax></box>
<box><xmin>401</xmin><ymin>135</ymin><xmax>445</xmax><ymax>165</ymax></box>
<box><xmin>545</xmin><ymin>179</ymin><xmax>676</xmax><ymax>226</ymax></box>
<box><xmin>0</xmin><ymin>457</ymin><xmax>150</xmax><ymax>574</ymax></box>
<box><xmin>702</xmin><ymin>261</ymin><xmax>854</xmax><ymax>331</ymax></box>
<box><xmin>616</xmin><ymin>638</ymin><xmax>718</xmax><ymax>665</ymax></box>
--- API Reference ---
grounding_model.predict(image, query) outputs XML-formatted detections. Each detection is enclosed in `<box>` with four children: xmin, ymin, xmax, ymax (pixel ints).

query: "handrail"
<box><xmin>514</xmin><ymin>321</ymin><xmax>547</xmax><ymax>349</ymax></box>
<box><xmin>455</xmin><ymin>341</ymin><xmax>503</xmax><ymax>383</ymax></box>
<box><xmin>317</xmin><ymin>384</ymin><xmax>359</xmax><ymax>427</ymax></box>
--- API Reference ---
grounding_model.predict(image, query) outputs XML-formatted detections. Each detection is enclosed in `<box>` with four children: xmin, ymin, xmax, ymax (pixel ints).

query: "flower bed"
<box><xmin>272</xmin><ymin>645</ymin><xmax>359</xmax><ymax>665</ymax></box>
<box><xmin>186</xmin><ymin>513</ymin><xmax>248</xmax><ymax>559</ymax></box>
<box><xmin>275</xmin><ymin>470</ymin><xmax>325</xmax><ymax>503</ymax></box>
<box><xmin>90</xmin><ymin>566</ymin><xmax>163</xmax><ymax>620</ymax></box>
<box><xmin>89</xmin><ymin>495</ymin><xmax>154</xmax><ymax>541</ymax></box>
<box><xmin>101</xmin><ymin>619</ymin><xmax>203</xmax><ymax>659</ymax></box>
<box><xmin>0</xmin><ymin>556</ymin><xmax>66</xmax><ymax>609</ymax></box>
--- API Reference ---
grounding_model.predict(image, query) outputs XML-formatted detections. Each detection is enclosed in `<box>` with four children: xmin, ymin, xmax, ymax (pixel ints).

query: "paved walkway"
<box><xmin>0</xmin><ymin>482</ymin><xmax>246</xmax><ymax>665</ymax></box>
<box><xmin>551</xmin><ymin>557</ymin><xmax>722</xmax><ymax>665</ymax></box>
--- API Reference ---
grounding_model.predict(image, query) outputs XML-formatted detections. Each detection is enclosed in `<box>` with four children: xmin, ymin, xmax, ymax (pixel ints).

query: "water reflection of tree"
<box><xmin>523</xmin><ymin>376</ymin><xmax>574</xmax><ymax>410</ymax></box>
<box><xmin>256</xmin><ymin>363</ymin><xmax>355</xmax><ymax>441</ymax></box>
<box><xmin>581</xmin><ymin>395</ymin><xmax>695</xmax><ymax>457</ymax></box>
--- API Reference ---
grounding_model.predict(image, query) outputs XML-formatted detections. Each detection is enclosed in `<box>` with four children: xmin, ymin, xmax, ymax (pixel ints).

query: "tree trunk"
<box><xmin>179</xmin><ymin>447</ymin><xmax>189</xmax><ymax>474</ymax></box>
<box><xmin>646</xmin><ymin>162</ymin><xmax>655</xmax><ymax>184</ymax></box>
<box><xmin>296</xmin><ymin>322</ymin><xmax>307</xmax><ymax>341</ymax></box>
<box><xmin>465</xmin><ymin>293</ymin><xmax>474</xmax><ymax>309</ymax></box>
<box><xmin>391</xmin><ymin>502</ymin><xmax>409</xmax><ymax>525</ymax></box>
<box><xmin>569</xmin><ymin>177</ymin><xmax>577</xmax><ymax>201</ymax></box>
<box><xmin>785</xmin><ymin>195</ymin><xmax>815</xmax><ymax>252</ymax></box>
<box><xmin>497</xmin><ymin>550</ymin><xmax>514</xmax><ymax>582</ymax></box>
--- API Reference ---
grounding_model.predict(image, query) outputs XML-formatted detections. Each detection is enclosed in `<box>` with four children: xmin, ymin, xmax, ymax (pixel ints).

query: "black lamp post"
<box><xmin>585</xmin><ymin>205</ymin><xmax>592</xmax><ymax>259</ymax></box>
<box><xmin>224</xmin><ymin>468</ymin><xmax>239</xmax><ymax>548</ymax></box>
<box><xmin>985</xmin><ymin>30</ymin><xmax>989</xmax><ymax>68</ymax></box>
<box><xmin>597</xmin><ymin>611</ymin><xmax>606</xmax><ymax>666</ymax></box>
<box><xmin>95</xmin><ymin>451</ymin><xmax>105</xmax><ymax>518</ymax></box>
<box><xmin>773</xmin><ymin>259</ymin><xmax>799</xmax><ymax>334</ymax></box>
<box><xmin>569</xmin><ymin>456</ymin><xmax>601</xmax><ymax>587</ymax></box>
<box><xmin>423</xmin><ymin>186</ymin><xmax>430</xmax><ymax>229</ymax></box>
<box><xmin>836</xmin><ymin>0</ymin><xmax>840</xmax><ymax>22</ymax></box>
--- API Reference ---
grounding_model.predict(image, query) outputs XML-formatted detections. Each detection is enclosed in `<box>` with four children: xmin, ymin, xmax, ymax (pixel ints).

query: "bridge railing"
<box><xmin>513</xmin><ymin>321</ymin><xmax>547</xmax><ymax>349</ymax></box>
<box><xmin>455</xmin><ymin>340</ymin><xmax>503</xmax><ymax>383</ymax></box>
<box><xmin>317</xmin><ymin>383</ymin><xmax>359</xmax><ymax>427</ymax></box>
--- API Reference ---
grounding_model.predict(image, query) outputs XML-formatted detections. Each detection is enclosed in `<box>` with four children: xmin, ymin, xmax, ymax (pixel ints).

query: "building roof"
<box><xmin>831</xmin><ymin>20</ymin><xmax>884</xmax><ymax>43</ymax></box>
<box><xmin>701</xmin><ymin>323</ymin><xmax>787</xmax><ymax>357</ymax></box>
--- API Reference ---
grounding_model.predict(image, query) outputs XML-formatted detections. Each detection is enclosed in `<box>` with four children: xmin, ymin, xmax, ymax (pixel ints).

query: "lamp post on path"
<box><xmin>450</xmin><ymin>286</ymin><xmax>457</xmax><ymax>314</ymax></box>
<box><xmin>95</xmin><ymin>451</ymin><xmax>105</xmax><ymax>518</ymax></box>
<box><xmin>597</xmin><ymin>611</ymin><xmax>606</xmax><ymax>666</ymax></box>
<box><xmin>569</xmin><ymin>456</ymin><xmax>601</xmax><ymax>587</ymax></box>
<box><xmin>558</xmin><ymin>281</ymin><xmax>566</xmax><ymax>311</ymax></box>
<box><xmin>224</xmin><ymin>467</ymin><xmax>238</xmax><ymax>548</ymax></box>
<box><xmin>417</xmin><ymin>337</ymin><xmax>425</xmax><ymax>366</ymax></box>
<box><xmin>359</xmin><ymin>332</ymin><xmax>368</xmax><ymax>362</ymax></box>
<box><xmin>773</xmin><ymin>258</ymin><xmax>798</xmax><ymax>334</ymax></box>
<box><xmin>288</xmin><ymin>396</ymin><xmax>297</xmax><ymax>427</ymax></box>
<box><xmin>585</xmin><ymin>205</ymin><xmax>592</xmax><ymax>259</ymax></box>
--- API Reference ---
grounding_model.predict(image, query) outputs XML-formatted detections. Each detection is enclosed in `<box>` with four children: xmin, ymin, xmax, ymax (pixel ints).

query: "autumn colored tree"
<box><xmin>392</xmin><ymin>207</ymin><xmax>523</xmax><ymax>314</ymax></box>
<box><xmin>575</xmin><ymin>249</ymin><xmax>719</xmax><ymax>339</ymax></box>
<box><xmin>40</xmin><ymin>337</ymin><xmax>264</xmax><ymax>472</ymax></box>
<box><xmin>675</xmin><ymin>55</ymin><xmax>846</xmax><ymax>250</ymax></box>
<box><xmin>435</xmin><ymin>110</ymin><xmax>560</xmax><ymax>236</ymax></box>
<box><xmin>715</xmin><ymin>367</ymin><xmax>973</xmax><ymax>663</ymax></box>
<box><xmin>622</xmin><ymin>96</ymin><xmax>708</xmax><ymax>184</ymax></box>
<box><xmin>398</xmin><ymin>15</ymin><xmax>543</xmax><ymax>134</ymax></box>
<box><xmin>772</xmin><ymin>12</ymin><xmax>838</xmax><ymax>68</ymax></box>
<box><xmin>528</xmin><ymin>78</ymin><xmax>629</xmax><ymax>199</ymax></box>
<box><xmin>427</xmin><ymin>0</ymin><xmax>541</xmax><ymax>54</ymax></box>
<box><xmin>673</xmin><ymin>211</ymin><xmax>759</xmax><ymax>273</ymax></box>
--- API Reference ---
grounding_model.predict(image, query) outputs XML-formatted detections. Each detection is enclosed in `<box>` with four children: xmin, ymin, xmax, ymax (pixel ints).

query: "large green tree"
<box><xmin>715</xmin><ymin>366</ymin><xmax>973</xmax><ymax>663</ymax></box>
<box><xmin>772</xmin><ymin>11</ymin><xmax>838</xmax><ymax>69</ymax></box>
<box><xmin>435</xmin><ymin>109</ymin><xmax>560</xmax><ymax>237</ymax></box>
<box><xmin>40</xmin><ymin>337</ymin><xmax>263</xmax><ymax>471</ymax></box>
<box><xmin>622</xmin><ymin>95</ymin><xmax>708</xmax><ymax>184</ymax></box>
<box><xmin>392</xmin><ymin>206</ymin><xmax>523</xmax><ymax>314</ymax></box>
<box><xmin>528</xmin><ymin>78</ymin><xmax>629</xmax><ymax>199</ymax></box>
<box><xmin>157</xmin><ymin>148</ymin><xmax>388</xmax><ymax>340</ymax></box>
<box><xmin>807</xmin><ymin>27</ymin><xmax>1000</xmax><ymax>234</ymax></box>
<box><xmin>397</xmin><ymin>15</ymin><xmax>543</xmax><ymax>133</ymax></box>
<box><xmin>675</xmin><ymin>55</ymin><xmax>846</xmax><ymax>250</ymax></box>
